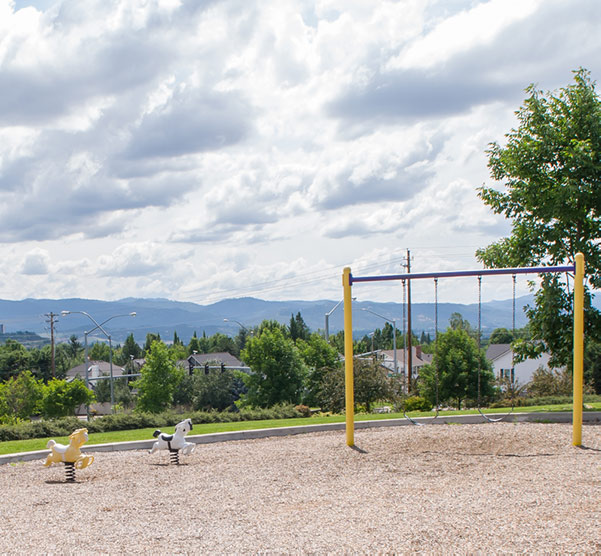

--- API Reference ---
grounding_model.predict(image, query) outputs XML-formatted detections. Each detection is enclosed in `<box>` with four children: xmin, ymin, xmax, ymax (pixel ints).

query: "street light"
<box><xmin>61</xmin><ymin>310</ymin><xmax>136</xmax><ymax>416</ymax></box>
<box><xmin>325</xmin><ymin>297</ymin><xmax>356</xmax><ymax>341</ymax></box>
<box><xmin>223</xmin><ymin>318</ymin><xmax>249</xmax><ymax>333</ymax></box>
<box><xmin>361</xmin><ymin>308</ymin><xmax>398</xmax><ymax>374</ymax></box>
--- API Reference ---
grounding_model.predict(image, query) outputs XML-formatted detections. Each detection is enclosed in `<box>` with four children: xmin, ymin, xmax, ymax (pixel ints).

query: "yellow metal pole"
<box><xmin>343</xmin><ymin>267</ymin><xmax>355</xmax><ymax>447</ymax></box>
<box><xmin>573</xmin><ymin>252</ymin><xmax>584</xmax><ymax>446</ymax></box>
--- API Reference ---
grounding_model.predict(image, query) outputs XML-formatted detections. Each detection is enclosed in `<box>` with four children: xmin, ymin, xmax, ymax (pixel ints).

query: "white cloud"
<box><xmin>388</xmin><ymin>0</ymin><xmax>543</xmax><ymax>71</ymax></box>
<box><xmin>21</xmin><ymin>248</ymin><xmax>50</xmax><ymax>274</ymax></box>
<box><xmin>0</xmin><ymin>0</ymin><xmax>599</xmax><ymax>308</ymax></box>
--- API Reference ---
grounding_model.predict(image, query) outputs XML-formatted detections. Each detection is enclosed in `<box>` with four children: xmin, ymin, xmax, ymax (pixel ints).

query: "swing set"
<box><xmin>342</xmin><ymin>253</ymin><xmax>585</xmax><ymax>447</ymax></box>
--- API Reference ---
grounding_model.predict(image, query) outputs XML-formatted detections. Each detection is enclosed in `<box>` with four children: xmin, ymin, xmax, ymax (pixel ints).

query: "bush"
<box><xmin>490</xmin><ymin>394</ymin><xmax>601</xmax><ymax>409</ymax></box>
<box><xmin>294</xmin><ymin>404</ymin><xmax>312</xmax><ymax>417</ymax></box>
<box><xmin>402</xmin><ymin>396</ymin><xmax>433</xmax><ymax>412</ymax></box>
<box><xmin>0</xmin><ymin>404</ymin><xmax>305</xmax><ymax>442</ymax></box>
<box><xmin>41</xmin><ymin>379</ymin><xmax>95</xmax><ymax>418</ymax></box>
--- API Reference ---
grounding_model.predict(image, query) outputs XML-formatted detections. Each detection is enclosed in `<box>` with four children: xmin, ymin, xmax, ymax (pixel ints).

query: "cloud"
<box><xmin>21</xmin><ymin>248</ymin><xmax>50</xmax><ymax>275</ymax></box>
<box><xmin>124</xmin><ymin>88</ymin><xmax>253</xmax><ymax>159</ymax></box>
<box><xmin>327</xmin><ymin>0</ymin><xmax>601</xmax><ymax>128</ymax></box>
<box><xmin>96</xmin><ymin>242</ymin><xmax>188</xmax><ymax>278</ymax></box>
<box><xmin>1</xmin><ymin>0</ymin><xmax>600</xmax><ymax>306</ymax></box>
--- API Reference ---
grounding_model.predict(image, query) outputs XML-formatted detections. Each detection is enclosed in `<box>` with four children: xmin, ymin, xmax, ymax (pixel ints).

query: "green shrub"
<box><xmin>489</xmin><ymin>394</ymin><xmax>601</xmax><ymax>408</ymax></box>
<box><xmin>402</xmin><ymin>396</ymin><xmax>433</xmax><ymax>412</ymax></box>
<box><xmin>0</xmin><ymin>404</ymin><xmax>305</xmax><ymax>442</ymax></box>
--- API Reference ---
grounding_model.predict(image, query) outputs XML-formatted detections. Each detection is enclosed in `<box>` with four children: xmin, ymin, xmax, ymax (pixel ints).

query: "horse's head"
<box><xmin>69</xmin><ymin>428</ymin><xmax>89</xmax><ymax>448</ymax></box>
<box><xmin>175</xmin><ymin>419</ymin><xmax>193</xmax><ymax>436</ymax></box>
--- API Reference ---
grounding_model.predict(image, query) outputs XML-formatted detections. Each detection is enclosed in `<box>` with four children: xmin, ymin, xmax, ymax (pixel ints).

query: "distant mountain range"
<box><xmin>0</xmin><ymin>295</ymin><xmax>536</xmax><ymax>345</ymax></box>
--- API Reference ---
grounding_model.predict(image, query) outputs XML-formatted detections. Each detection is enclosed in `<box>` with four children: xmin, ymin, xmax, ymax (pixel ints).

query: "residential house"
<box><xmin>373</xmin><ymin>346</ymin><xmax>433</xmax><ymax>378</ymax></box>
<box><xmin>182</xmin><ymin>352</ymin><xmax>249</xmax><ymax>374</ymax></box>
<box><xmin>66</xmin><ymin>361</ymin><xmax>127</xmax><ymax>386</ymax></box>
<box><xmin>485</xmin><ymin>344</ymin><xmax>560</xmax><ymax>385</ymax></box>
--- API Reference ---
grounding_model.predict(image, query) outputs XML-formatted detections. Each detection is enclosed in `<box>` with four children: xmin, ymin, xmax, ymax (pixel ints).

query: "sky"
<box><xmin>1</xmin><ymin>0</ymin><xmax>600</xmax><ymax>307</ymax></box>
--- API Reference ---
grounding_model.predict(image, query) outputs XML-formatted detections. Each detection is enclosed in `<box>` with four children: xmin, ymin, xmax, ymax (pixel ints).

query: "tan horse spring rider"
<box><xmin>43</xmin><ymin>428</ymin><xmax>94</xmax><ymax>470</ymax></box>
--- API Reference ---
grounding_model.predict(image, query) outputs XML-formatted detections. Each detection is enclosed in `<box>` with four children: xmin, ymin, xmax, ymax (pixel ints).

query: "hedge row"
<box><xmin>0</xmin><ymin>404</ymin><xmax>304</xmax><ymax>442</ymax></box>
<box><xmin>489</xmin><ymin>394</ymin><xmax>601</xmax><ymax>409</ymax></box>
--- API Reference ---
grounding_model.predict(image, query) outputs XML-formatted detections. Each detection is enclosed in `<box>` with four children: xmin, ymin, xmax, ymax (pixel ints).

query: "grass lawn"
<box><xmin>1</xmin><ymin>402</ymin><xmax>598</xmax><ymax>456</ymax></box>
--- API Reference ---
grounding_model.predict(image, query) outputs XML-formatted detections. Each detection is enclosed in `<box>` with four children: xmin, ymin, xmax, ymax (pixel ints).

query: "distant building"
<box><xmin>485</xmin><ymin>344</ymin><xmax>561</xmax><ymax>385</ymax></box>
<box><xmin>66</xmin><ymin>361</ymin><xmax>127</xmax><ymax>387</ymax></box>
<box><xmin>182</xmin><ymin>352</ymin><xmax>249</xmax><ymax>374</ymax></box>
<box><xmin>0</xmin><ymin>324</ymin><xmax>4</xmax><ymax>334</ymax></box>
<box><xmin>379</xmin><ymin>346</ymin><xmax>433</xmax><ymax>378</ymax></box>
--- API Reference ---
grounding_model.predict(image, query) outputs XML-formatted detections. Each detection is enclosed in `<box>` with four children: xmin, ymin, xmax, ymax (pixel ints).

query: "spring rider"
<box><xmin>43</xmin><ymin>428</ymin><xmax>94</xmax><ymax>482</ymax></box>
<box><xmin>149</xmin><ymin>418</ymin><xmax>195</xmax><ymax>464</ymax></box>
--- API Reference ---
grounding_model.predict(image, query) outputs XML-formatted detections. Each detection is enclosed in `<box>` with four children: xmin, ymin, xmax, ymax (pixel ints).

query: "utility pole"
<box><xmin>402</xmin><ymin>250</ymin><xmax>413</xmax><ymax>391</ymax></box>
<box><xmin>45</xmin><ymin>312</ymin><xmax>59</xmax><ymax>377</ymax></box>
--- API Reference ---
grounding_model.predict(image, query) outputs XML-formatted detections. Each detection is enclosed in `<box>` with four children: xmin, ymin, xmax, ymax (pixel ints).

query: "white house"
<box><xmin>66</xmin><ymin>361</ymin><xmax>126</xmax><ymax>386</ymax></box>
<box><xmin>376</xmin><ymin>346</ymin><xmax>433</xmax><ymax>378</ymax></box>
<box><xmin>485</xmin><ymin>344</ymin><xmax>560</xmax><ymax>385</ymax></box>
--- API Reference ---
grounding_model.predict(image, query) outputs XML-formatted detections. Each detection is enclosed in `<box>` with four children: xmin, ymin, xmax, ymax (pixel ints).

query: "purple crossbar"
<box><xmin>349</xmin><ymin>264</ymin><xmax>575</xmax><ymax>285</ymax></box>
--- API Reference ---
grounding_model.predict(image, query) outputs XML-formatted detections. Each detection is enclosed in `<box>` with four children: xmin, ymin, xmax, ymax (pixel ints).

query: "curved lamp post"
<box><xmin>325</xmin><ymin>297</ymin><xmax>356</xmax><ymax>341</ymax></box>
<box><xmin>361</xmin><ymin>308</ymin><xmax>398</xmax><ymax>374</ymax></box>
<box><xmin>223</xmin><ymin>318</ymin><xmax>249</xmax><ymax>333</ymax></box>
<box><xmin>61</xmin><ymin>310</ymin><xmax>136</xmax><ymax>416</ymax></box>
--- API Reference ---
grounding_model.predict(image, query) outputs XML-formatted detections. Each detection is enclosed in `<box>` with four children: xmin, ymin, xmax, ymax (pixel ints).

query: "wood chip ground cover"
<box><xmin>0</xmin><ymin>423</ymin><xmax>600</xmax><ymax>553</ymax></box>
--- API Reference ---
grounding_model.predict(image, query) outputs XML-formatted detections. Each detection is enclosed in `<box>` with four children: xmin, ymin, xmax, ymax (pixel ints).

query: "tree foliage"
<box><xmin>134</xmin><ymin>340</ymin><xmax>182</xmax><ymax>413</ymax></box>
<box><xmin>0</xmin><ymin>339</ymin><xmax>31</xmax><ymax>380</ymax></box>
<box><xmin>296</xmin><ymin>333</ymin><xmax>339</xmax><ymax>406</ymax></box>
<box><xmin>192</xmin><ymin>368</ymin><xmax>244</xmax><ymax>411</ymax></box>
<box><xmin>419</xmin><ymin>328</ymin><xmax>495</xmax><ymax>409</ymax></box>
<box><xmin>476</xmin><ymin>68</ymin><xmax>601</xmax><ymax>366</ymax></box>
<box><xmin>313</xmin><ymin>358</ymin><xmax>398</xmax><ymax>413</ymax></box>
<box><xmin>0</xmin><ymin>370</ymin><xmax>44</xmax><ymax>421</ymax></box>
<box><xmin>241</xmin><ymin>326</ymin><xmax>307</xmax><ymax>407</ymax></box>
<box><xmin>289</xmin><ymin>312</ymin><xmax>310</xmax><ymax>342</ymax></box>
<box><xmin>122</xmin><ymin>333</ymin><xmax>142</xmax><ymax>361</ymax></box>
<box><xmin>40</xmin><ymin>378</ymin><xmax>95</xmax><ymax>418</ymax></box>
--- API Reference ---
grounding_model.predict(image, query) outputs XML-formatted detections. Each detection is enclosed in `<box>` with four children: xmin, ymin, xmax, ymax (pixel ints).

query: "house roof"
<box><xmin>380</xmin><ymin>348</ymin><xmax>431</xmax><ymax>366</ymax></box>
<box><xmin>486</xmin><ymin>344</ymin><xmax>512</xmax><ymax>361</ymax></box>
<box><xmin>66</xmin><ymin>361</ymin><xmax>126</xmax><ymax>378</ymax></box>
<box><xmin>187</xmin><ymin>352</ymin><xmax>243</xmax><ymax>367</ymax></box>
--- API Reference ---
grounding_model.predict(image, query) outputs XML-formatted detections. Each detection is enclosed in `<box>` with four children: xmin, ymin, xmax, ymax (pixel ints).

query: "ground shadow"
<box><xmin>578</xmin><ymin>445</ymin><xmax>601</xmax><ymax>453</ymax></box>
<box><xmin>148</xmin><ymin>462</ymin><xmax>191</xmax><ymax>467</ymax></box>
<box><xmin>350</xmin><ymin>445</ymin><xmax>368</xmax><ymax>454</ymax></box>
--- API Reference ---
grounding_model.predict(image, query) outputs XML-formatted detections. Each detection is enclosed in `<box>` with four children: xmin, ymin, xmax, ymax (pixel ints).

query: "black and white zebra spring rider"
<box><xmin>149</xmin><ymin>418</ymin><xmax>195</xmax><ymax>464</ymax></box>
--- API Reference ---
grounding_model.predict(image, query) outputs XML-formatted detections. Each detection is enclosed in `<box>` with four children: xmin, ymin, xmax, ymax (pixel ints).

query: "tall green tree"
<box><xmin>192</xmin><ymin>368</ymin><xmax>241</xmax><ymax>411</ymax></box>
<box><xmin>67</xmin><ymin>335</ymin><xmax>82</xmax><ymax>359</ymax></box>
<box><xmin>289</xmin><ymin>312</ymin><xmax>310</xmax><ymax>341</ymax></box>
<box><xmin>208</xmin><ymin>333</ymin><xmax>237</xmax><ymax>355</ymax></box>
<box><xmin>0</xmin><ymin>340</ymin><xmax>31</xmax><ymax>380</ymax></box>
<box><xmin>0</xmin><ymin>370</ymin><xmax>44</xmax><ymax>421</ymax></box>
<box><xmin>134</xmin><ymin>340</ymin><xmax>182</xmax><ymax>413</ymax></box>
<box><xmin>88</xmin><ymin>341</ymin><xmax>111</xmax><ymax>362</ymax></box>
<box><xmin>297</xmin><ymin>333</ymin><xmax>339</xmax><ymax>406</ymax></box>
<box><xmin>477</xmin><ymin>68</ymin><xmax>601</xmax><ymax>366</ymax></box>
<box><xmin>353</xmin><ymin>358</ymin><xmax>399</xmax><ymax>413</ymax></box>
<box><xmin>241</xmin><ymin>327</ymin><xmax>307</xmax><ymax>407</ymax></box>
<box><xmin>419</xmin><ymin>328</ymin><xmax>495</xmax><ymax>409</ymax></box>
<box><xmin>312</xmin><ymin>358</ymin><xmax>399</xmax><ymax>413</ymax></box>
<box><xmin>122</xmin><ymin>333</ymin><xmax>142</xmax><ymax>360</ymax></box>
<box><xmin>188</xmin><ymin>331</ymin><xmax>201</xmax><ymax>355</ymax></box>
<box><xmin>143</xmin><ymin>333</ymin><xmax>162</xmax><ymax>355</ymax></box>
